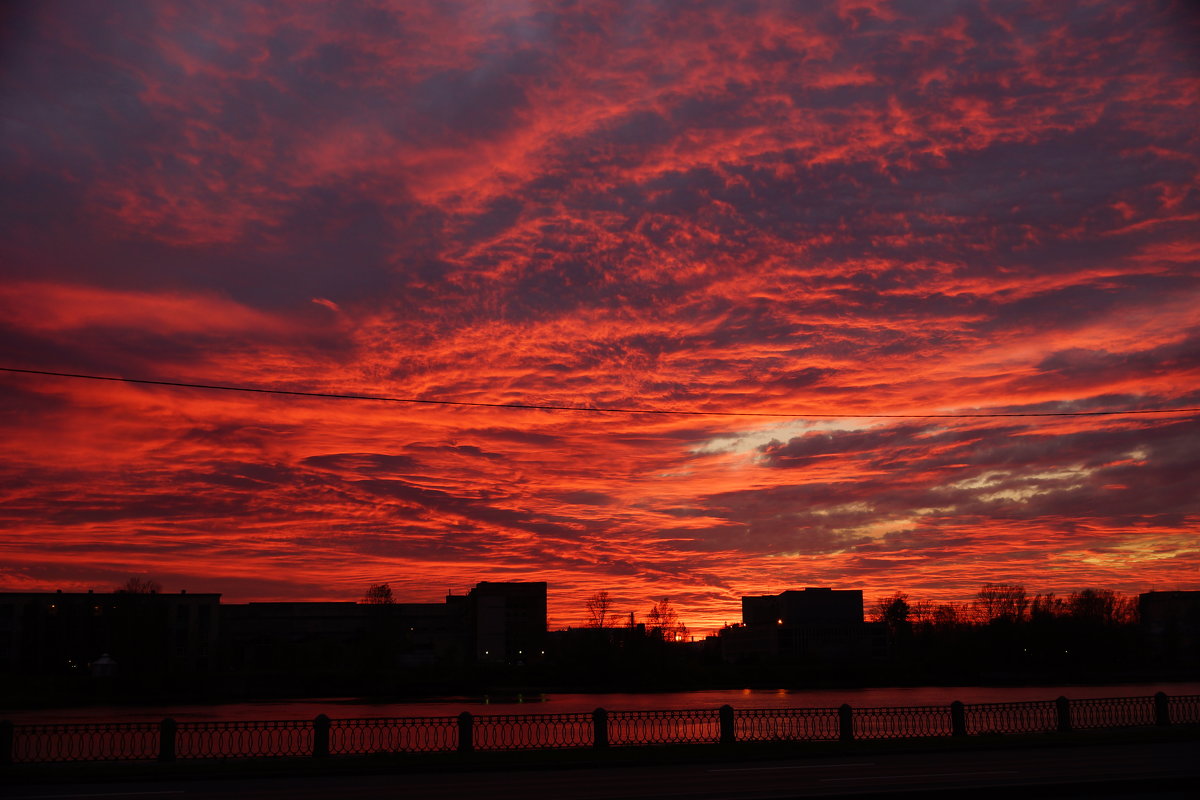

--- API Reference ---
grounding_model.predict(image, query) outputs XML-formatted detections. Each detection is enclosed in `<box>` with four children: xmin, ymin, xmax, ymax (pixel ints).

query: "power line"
<box><xmin>2</xmin><ymin>366</ymin><xmax>1198</xmax><ymax>419</ymax></box>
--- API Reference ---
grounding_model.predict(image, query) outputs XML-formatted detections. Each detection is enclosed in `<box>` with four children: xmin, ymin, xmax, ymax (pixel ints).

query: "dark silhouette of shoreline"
<box><xmin>1</xmin><ymin>582</ymin><xmax>1195</xmax><ymax>710</ymax></box>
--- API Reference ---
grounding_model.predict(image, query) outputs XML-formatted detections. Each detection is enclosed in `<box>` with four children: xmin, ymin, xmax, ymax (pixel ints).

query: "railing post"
<box><xmin>838</xmin><ymin>704</ymin><xmax>853</xmax><ymax>742</ymax></box>
<box><xmin>0</xmin><ymin>720</ymin><xmax>12</xmax><ymax>765</ymax></box>
<box><xmin>158</xmin><ymin>717</ymin><xmax>177</xmax><ymax>762</ymax></box>
<box><xmin>719</xmin><ymin>704</ymin><xmax>735</xmax><ymax>745</ymax></box>
<box><xmin>1055</xmin><ymin>696</ymin><xmax>1071</xmax><ymax>733</ymax></box>
<box><xmin>950</xmin><ymin>701</ymin><xmax>966</xmax><ymax>738</ymax></box>
<box><xmin>1154</xmin><ymin>692</ymin><xmax>1170</xmax><ymax>727</ymax></box>
<box><xmin>313</xmin><ymin>714</ymin><xmax>330</xmax><ymax>758</ymax></box>
<box><xmin>457</xmin><ymin>711</ymin><xmax>473</xmax><ymax>753</ymax></box>
<box><xmin>592</xmin><ymin>707</ymin><xmax>608</xmax><ymax>749</ymax></box>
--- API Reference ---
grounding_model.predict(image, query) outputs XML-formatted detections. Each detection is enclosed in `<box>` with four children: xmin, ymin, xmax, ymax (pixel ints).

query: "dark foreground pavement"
<box><xmin>6</xmin><ymin>740</ymin><xmax>1199</xmax><ymax>800</ymax></box>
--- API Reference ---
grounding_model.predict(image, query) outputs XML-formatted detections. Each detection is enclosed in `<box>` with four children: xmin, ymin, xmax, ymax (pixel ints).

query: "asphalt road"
<box><xmin>8</xmin><ymin>741</ymin><xmax>1199</xmax><ymax>799</ymax></box>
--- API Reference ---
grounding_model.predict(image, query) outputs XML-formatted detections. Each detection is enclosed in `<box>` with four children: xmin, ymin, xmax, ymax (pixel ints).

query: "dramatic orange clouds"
<box><xmin>1</xmin><ymin>0</ymin><xmax>1198</xmax><ymax>631</ymax></box>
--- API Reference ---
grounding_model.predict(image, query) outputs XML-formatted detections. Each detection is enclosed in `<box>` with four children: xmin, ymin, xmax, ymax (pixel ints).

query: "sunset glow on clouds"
<box><xmin>2</xmin><ymin>0</ymin><xmax>1198</xmax><ymax>631</ymax></box>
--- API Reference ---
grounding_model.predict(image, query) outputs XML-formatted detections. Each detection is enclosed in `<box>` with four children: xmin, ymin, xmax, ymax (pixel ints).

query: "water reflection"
<box><xmin>9</xmin><ymin>682</ymin><xmax>1199</xmax><ymax>724</ymax></box>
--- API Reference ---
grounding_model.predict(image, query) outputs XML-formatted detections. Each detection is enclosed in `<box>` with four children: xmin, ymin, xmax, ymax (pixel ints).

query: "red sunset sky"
<box><xmin>1</xmin><ymin>1</ymin><xmax>1198</xmax><ymax>633</ymax></box>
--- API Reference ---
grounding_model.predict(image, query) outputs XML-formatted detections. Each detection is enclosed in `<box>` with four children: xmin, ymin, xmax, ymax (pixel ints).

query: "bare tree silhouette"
<box><xmin>872</xmin><ymin>591</ymin><xmax>912</xmax><ymax>636</ymax></box>
<box><xmin>647</xmin><ymin>598</ymin><xmax>688</xmax><ymax>641</ymax></box>
<box><xmin>585</xmin><ymin>590</ymin><xmax>613</xmax><ymax>627</ymax></box>
<box><xmin>362</xmin><ymin>583</ymin><xmax>395</xmax><ymax>604</ymax></box>
<box><xmin>1069</xmin><ymin>588</ymin><xmax>1135</xmax><ymax>625</ymax></box>
<box><xmin>115</xmin><ymin>576</ymin><xmax>161</xmax><ymax>594</ymax></box>
<box><xmin>974</xmin><ymin>583</ymin><xmax>1028</xmax><ymax>624</ymax></box>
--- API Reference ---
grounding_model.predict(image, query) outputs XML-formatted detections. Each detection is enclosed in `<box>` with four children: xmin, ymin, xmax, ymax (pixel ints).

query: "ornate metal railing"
<box><xmin>1070</xmin><ymin>695</ymin><xmax>1155</xmax><ymax>730</ymax></box>
<box><xmin>608</xmin><ymin>708</ymin><xmax>720</xmax><ymax>746</ymax></box>
<box><xmin>472</xmin><ymin>712</ymin><xmax>594</xmax><ymax>750</ymax></box>
<box><xmin>964</xmin><ymin>699</ymin><xmax>1059</xmax><ymax>735</ymax></box>
<box><xmin>854</xmin><ymin>704</ymin><xmax>953</xmax><ymax>740</ymax></box>
<box><xmin>733</xmin><ymin>707</ymin><xmax>839</xmax><ymax>742</ymax></box>
<box><xmin>176</xmin><ymin>719</ymin><xmax>312</xmax><ymax>759</ymax></box>
<box><xmin>329</xmin><ymin>716</ymin><xmax>458</xmax><ymax>755</ymax></box>
<box><xmin>3</xmin><ymin>693</ymin><xmax>1195</xmax><ymax>764</ymax></box>
<box><xmin>8</xmin><ymin>720</ymin><xmax>159</xmax><ymax>763</ymax></box>
<box><xmin>1169</xmin><ymin>693</ymin><xmax>1199</xmax><ymax>725</ymax></box>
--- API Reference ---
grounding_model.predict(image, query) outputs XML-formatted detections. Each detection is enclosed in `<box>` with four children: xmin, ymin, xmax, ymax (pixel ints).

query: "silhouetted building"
<box><xmin>720</xmin><ymin>587</ymin><xmax>881</xmax><ymax>663</ymax></box>
<box><xmin>743</xmin><ymin>587</ymin><xmax>864</xmax><ymax>627</ymax></box>
<box><xmin>219</xmin><ymin>581</ymin><xmax>547</xmax><ymax>681</ymax></box>
<box><xmin>465</xmin><ymin>581</ymin><xmax>547</xmax><ymax>664</ymax></box>
<box><xmin>2</xmin><ymin>580</ymin><xmax>548</xmax><ymax>689</ymax></box>
<box><xmin>0</xmin><ymin>590</ymin><xmax>219</xmax><ymax>678</ymax></box>
<box><xmin>392</xmin><ymin>602</ymin><xmax>469</xmax><ymax>666</ymax></box>
<box><xmin>221</xmin><ymin>602</ymin><xmax>372</xmax><ymax>677</ymax></box>
<box><xmin>1139</xmin><ymin>590</ymin><xmax>1200</xmax><ymax>663</ymax></box>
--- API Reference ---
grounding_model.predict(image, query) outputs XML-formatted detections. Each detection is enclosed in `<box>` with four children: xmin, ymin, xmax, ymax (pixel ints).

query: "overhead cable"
<box><xmin>2</xmin><ymin>366</ymin><xmax>1197</xmax><ymax>419</ymax></box>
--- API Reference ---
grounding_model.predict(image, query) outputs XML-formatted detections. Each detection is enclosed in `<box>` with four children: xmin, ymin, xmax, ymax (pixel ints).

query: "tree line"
<box><xmin>585</xmin><ymin>590</ymin><xmax>689</xmax><ymax>641</ymax></box>
<box><xmin>870</xmin><ymin>583</ymin><xmax>1138</xmax><ymax>633</ymax></box>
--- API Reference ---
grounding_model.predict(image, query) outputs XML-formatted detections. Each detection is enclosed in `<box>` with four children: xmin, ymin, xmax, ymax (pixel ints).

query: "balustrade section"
<box><xmin>4</xmin><ymin>693</ymin><xmax>1195</xmax><ymax>764</ymax></box>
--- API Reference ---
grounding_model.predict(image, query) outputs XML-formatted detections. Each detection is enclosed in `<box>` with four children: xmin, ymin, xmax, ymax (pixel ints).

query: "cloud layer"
<box><xmin>2</xmin><ymin>0</ymin><xmax>1198</xmax><ymax>629</ymax></box>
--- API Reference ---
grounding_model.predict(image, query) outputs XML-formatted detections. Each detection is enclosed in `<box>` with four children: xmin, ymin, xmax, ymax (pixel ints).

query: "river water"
<box><xmin>8</xmin><ymin>682</ymin><xmax>1200</xmax><ymax>724</ymax></box>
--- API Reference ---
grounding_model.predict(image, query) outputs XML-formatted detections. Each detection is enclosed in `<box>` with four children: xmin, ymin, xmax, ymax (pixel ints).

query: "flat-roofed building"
<box><xmin>721</xmin><ymin>587</ymin><xmax>880</xmax><ymax>663</ymax></box>
<box><xmin>1139</xmin><ymin>590</ymin><xmax>1200</xmax><ymax>663</ymax></box>
<box><xmin>467</xmin><ymin>581</ymin><xmax>547</xmax><ymax>664</ymax></box>
<box><xmin>0</xmin><ymin>590</ymin><xmax>220</xmax><ymax>678</ymax></box>
<box><xmin>742</xmin><ymin>587</ymin><xmax>864</xmax><ymax>627</ymax></box>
